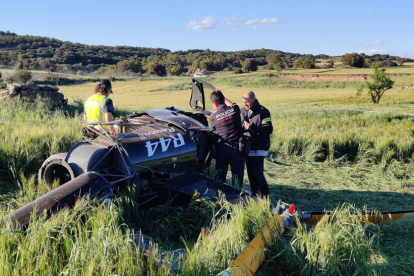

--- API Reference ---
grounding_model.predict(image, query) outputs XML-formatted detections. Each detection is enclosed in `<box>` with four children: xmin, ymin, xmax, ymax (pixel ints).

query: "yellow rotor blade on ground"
<box><xmin>222</xmin><ymin>209</ymin><xmax>414</xmax><ymax>276</ymax></box>
<box><xmin>220</xmin><ymin>214</ymin><xmax>284</xmax><ymax>276</ymax></box>
<box><xmin>304</xmin><ymin>210</ymin><xmax>414</xmax><ymax>225</ymax></box>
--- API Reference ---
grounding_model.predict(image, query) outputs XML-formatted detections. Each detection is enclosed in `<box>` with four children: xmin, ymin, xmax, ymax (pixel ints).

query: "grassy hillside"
<box><xmin>1</xmin><ymin>67</ymin><xmax>414</xmax><ymax>275</ymax></box>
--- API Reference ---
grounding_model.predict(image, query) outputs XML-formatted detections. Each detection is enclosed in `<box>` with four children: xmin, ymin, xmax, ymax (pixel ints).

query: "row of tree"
<box><xmin>0</xmin><ymin>31</ymin><xmax>412</xmax><ymax>76</ymax></box>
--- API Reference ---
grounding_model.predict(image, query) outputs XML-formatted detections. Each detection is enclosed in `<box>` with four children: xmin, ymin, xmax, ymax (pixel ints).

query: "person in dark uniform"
<box><xmin>209</xmin><ymin>89</ymin><xmax>245</xmax><ymax>189</ymax></box>
<box><xmin>241</xmin><ymin>90</ymin><xmax>273</xmax><ymax>198</ymax></box>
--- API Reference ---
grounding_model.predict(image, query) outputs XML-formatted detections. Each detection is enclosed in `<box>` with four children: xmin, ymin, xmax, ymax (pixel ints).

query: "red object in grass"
<box><xmin>289</xmin><ymin>204</ymin><xmax>296</xmax><ymax>213</ymax></box>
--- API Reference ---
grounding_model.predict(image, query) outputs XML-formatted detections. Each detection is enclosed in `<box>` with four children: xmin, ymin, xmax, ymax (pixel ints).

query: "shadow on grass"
<box><xmin>267</xmin><ymin>183</ymin><xmax>414</xmax><ymax>212</ymax></box>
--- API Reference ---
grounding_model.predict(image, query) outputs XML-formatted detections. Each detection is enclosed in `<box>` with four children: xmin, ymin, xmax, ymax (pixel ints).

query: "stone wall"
<box><xmin>0</xmin><ymin>82</ymin><xmax>67</xmax><ymax>110</ymax></box>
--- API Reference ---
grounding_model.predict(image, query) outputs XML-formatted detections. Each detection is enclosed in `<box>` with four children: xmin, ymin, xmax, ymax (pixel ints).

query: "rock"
<box><xmin>1</xmin><ymin>82</ymin><xmax>67</xmax><ymax>110</ymax></box>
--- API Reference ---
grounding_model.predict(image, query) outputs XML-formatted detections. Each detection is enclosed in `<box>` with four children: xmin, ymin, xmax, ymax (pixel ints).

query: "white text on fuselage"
<box><xmin>146</xmin><ymin>133</ymin><xmax>185</xmax><ymax>157</ymax></box>
<box><xmin>138</xmin><ymin>127</ymin><xmax>175</xmax><ymax>139</ymax></box>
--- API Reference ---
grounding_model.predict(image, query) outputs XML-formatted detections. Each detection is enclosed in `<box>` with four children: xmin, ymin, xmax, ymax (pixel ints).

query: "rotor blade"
<box><xmin>303</xmin><ymin>209</ymin><xmax>414</xmax><ymax>225</ymax></box>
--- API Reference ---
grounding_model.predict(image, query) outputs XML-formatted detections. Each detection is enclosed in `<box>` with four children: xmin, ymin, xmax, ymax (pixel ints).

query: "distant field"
<box><xmin>58</xmin><ymin>65</ymin><xmax>414</xmax><ymax>111</ymax></box>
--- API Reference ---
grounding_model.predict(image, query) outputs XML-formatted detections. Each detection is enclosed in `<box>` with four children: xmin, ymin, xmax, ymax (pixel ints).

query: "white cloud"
<box><xmin>363</xmin><ymin>39</ymin><xmax>384</xmax><ymax>46</ymax></box>
<box><xmin>225</xmin><ymin>17</ymin><xmax>244</xmax><ymax>26</ymax></box>
<box><xmin>260</xmin><ymin>18</ymin><xmax>281</xmax><ymax>24</ymax></box>
<box><xmin>246</xmin><ymin>19</ymin><xmax>260</xmax><ymax>25</ymax></box>
<box><xmin>188</xmin><ymin>16</ymin><xmax>216</xmax><ymax>30</ymax></box>
<box><xmin>369</xmin><ymin>49</ymin><xmax>387</xmax><ymax>53</ymax></box>
<box><xmin>246</xmin><ymin>17</ymin><xmax>283</xmax><ymax>28</ymax></box>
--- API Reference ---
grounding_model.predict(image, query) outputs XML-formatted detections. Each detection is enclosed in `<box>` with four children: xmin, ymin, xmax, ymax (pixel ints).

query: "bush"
<box><xmin>293</xmin><ymin>57</ymin><xmax>316</xmax><ymax>69</ymax></box>
<box><xmin>10</xmin><ymin>70</ymin><xmax>32</xmax><ymax>83</ymax></box>
<box><xmin>233</xmin><ymin>68</ymin><xmax>243</xmax><ymax>74</ymax></box>
<box><xmin>147</xmin><ymin>63</ymin><xmax>166</xmax><ymax>76</ymax></box>
<box><xmin>242</xmin><ymin>59</ymin><xmax>258</xmax><ymax>72</ymax></box>
<box><xmin>170</xmin><ymin>66</ymin><xmax>182</xmax><ymax>76</ymax></box>
<box><xmin>42</xmin><ymin>73</ymin><xmax>59</xmax><ymax>84</ymax></box>
<box><xmin>273</xmin><ymin>63</ymin><xmax>285</xmax><ymax>74</ymax></box>
<box><xmin>342</xmin><ymin>53</ymin><xmax>365</xmax><ymax>68</ymax></box>
<box><xmin>365</xmin><ymin>65</ymin><xmax>394</xmax><ymax>104</ymax></box>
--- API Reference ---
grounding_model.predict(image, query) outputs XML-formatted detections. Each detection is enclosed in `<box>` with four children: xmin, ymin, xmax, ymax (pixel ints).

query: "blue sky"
<box><xmin>2</xmin><ymin>0</ymin><xmax>413</xmax><ymax>58</ymax></box>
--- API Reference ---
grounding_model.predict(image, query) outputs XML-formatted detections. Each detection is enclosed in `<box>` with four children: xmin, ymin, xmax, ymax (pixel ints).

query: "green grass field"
<box><xmin>1</xmin><ymin>66</ymin><xmax>414</xmax><ymax>275</ymax></box>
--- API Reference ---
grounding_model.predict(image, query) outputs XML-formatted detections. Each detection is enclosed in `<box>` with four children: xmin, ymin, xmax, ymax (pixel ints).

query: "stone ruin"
<box><xmin>0</xmin><ymin>82</ymin><xmax>67</xmax><ymax>110</ymax></box>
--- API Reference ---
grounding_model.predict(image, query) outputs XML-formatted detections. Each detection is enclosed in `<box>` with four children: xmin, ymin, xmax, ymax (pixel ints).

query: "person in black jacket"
<box><xmin>209</xmin><ymin>89</ymin><xmax>245</xmax><ymax>189</ymax></box>
<box><xmin>241</xmin><ymin>90</ymin><xmax>273</xmax><ymax>197</ymax></box>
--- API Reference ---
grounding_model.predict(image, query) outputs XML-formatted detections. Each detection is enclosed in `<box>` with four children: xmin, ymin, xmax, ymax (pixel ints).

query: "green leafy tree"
<box><xmin>170</xmin><ymin>66</ymin><xmax>182</xmax><ymax>76</ymax></box>
<box><xmin>147</xmin><ymin>62</ymin><xmax>166</xmax><ymax>76</ymax></box>
<box><xmin>293</xmin><ymin>57</ymin><xmax>315</xmax><ymax>69</ymax></box>
<box><xmin>365</xmin><ymin>66</ymin><xmax>394</xmax><ymax>104</ymax></box>
<box><xmin>242</xmin><ymin>59</ymin><xmax>257</xmax><ymax>72</ymax></box>
<box><xmin>266</xmin><ymin>53</ymin><xmax>282</xmax><ymax>70</ymax></box>
<box><xmin>341</xmin><ymin>53</ymin><xmax>365</xmax><ymax>68</ymax></box>
<box><xmin>189</xmin><ymin>60</ymin><xmax>201</xmax><ymax>73</ymax></box>
<box><xmin>273</xmin><ymin>63</ymin><xmax>285</xmax><ymax>74</ymax></box>
<box><xmin>116</xmin><ymin>59</ymin><xmax>142</xmax><ymax>73</ymax></box>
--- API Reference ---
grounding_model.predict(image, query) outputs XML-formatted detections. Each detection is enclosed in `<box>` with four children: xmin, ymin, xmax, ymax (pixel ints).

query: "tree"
<box><xmin>273</xmin><ymin>63</ymin><xmax>285</xmax><ymax>74</ymax></box>
<box><xmin>293</xmin><ymin>57</ymin><xmax>315</xmax><ymax>69</ymax></box>
<box><xmin>116</xmin><ymin>59</ymin><xmax>142</xmax><ymax>73</ymax></box>
<box><xmin>365</xmin><ymin>66</ymin><xmax>394</xmax><ymax>104</ymax></box>
<box><xmin>396</xmin><ymin>57</ymin><xmax>405</xmax><ymax>66</ymax></box>
<box><xmin>147</xmin><ymin>62</ymin><xmax>166</xmax><ymax>76</ymax></box>
<box><xmin>242</xmin><ymin>59</ymin><xmax>257</xmax><ymax>72</ymax></box>
<box><xmin>325</xmin><ymin>60</ymin><xmax>334</xmax><ymax>68</ymax></box>
<box><xmin>266</xmin><ymin>53</ymin><xmax>282</xmax><ymax>70</ymax></box>
<box><xmin>341</xmin><ymin>53</ymin><xmax>364</xmax><ymax>68</ymax></box>
<box><xmin>170</xmin><ymin>65</ymin><xmax>182</xmax><ymax>76</ymax></box>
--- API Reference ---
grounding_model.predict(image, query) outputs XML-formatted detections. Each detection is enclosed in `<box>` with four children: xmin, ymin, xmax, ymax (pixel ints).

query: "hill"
<box><xmin>0</xmin><ymin>31</ymin><xmax>412</xmax><ymax>76</ymax></box>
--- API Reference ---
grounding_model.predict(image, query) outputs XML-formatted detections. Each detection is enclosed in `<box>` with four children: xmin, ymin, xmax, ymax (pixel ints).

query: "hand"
<box><xmin>244</xmin><ymin>120</ymin><xmax>251</xmax><ymax>130</ymax></box>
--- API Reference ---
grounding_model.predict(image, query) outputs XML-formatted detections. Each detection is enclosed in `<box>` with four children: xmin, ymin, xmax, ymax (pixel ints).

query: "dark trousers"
<box><xmin>246</xmin><ymin>156</ymin><xmax>270</xmax><ymax>197</ymax></box>
<box><xmin>216</xmin><ymin>143</ymin><xmax>245</xmax><ymax>189</ymax></box>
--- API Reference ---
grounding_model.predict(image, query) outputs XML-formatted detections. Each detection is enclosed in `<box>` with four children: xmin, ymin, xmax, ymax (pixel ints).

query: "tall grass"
<box><xmin>0</xmin><ymin>185</ymin><xmax>380</xmax><ymax>275</ymax></box>
<box><xmin>1</xmin><ymin>198</ymin><xmax>146</xmax><ymax>276</ymax></box>
<box><xmin>270</xmin><ymin>104</ymin><xmax>414</xmax><ymax>163</ymax></box>
<box><xmin>260</xmin><ymin>204</ymin><xmax>380</xmax><ymax>275</ymax></box>
<box><xmin>212</xmin><ymin>76</ymin><xmax>364</xmax><ymax>90</ymax></box>
<box><xmin>0</xmin><ymin>98</ymin><xmax>83</xmax><ymax>184</ymax></box>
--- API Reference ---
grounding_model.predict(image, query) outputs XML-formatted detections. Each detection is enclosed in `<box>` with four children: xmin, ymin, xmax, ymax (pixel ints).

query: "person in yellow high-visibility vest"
<box><xmin>84</xmin><ymin>79</ymin><xmax>116</xmax><ymax>134</ymax></box>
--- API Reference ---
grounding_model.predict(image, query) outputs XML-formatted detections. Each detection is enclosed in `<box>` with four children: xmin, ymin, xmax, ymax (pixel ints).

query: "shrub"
<box><xmin>365</xmin><ymin>65</ymin><xmax>394</xmax><ymax>104</ymax></box>
<box><xmin>10</xmin><ymin>70</ymin><xmax>32</xmax><ymax>83</ymax></box>
<box><xmin>342</xmin><ymin>53</ymin><xmax>365</xmax><ymax>68</ymax></box>
<box><xmin>42</xmin><ymin>73</ymin><xmax>59</xmax><ymax>84</ymax></box>
<box><xmin>233</xmin><ymin>67</ymin><xmax>243</xmax><ymax>74</ymax></box>
<box><xmin>242</xmin><ymin>59</ymin><xmax>258</xmax><ymax>72</ymax></box>
<box><xmin>273</xmin><ymin>63</ymin><xmax>285</xmax><ymax>74</ymax></box>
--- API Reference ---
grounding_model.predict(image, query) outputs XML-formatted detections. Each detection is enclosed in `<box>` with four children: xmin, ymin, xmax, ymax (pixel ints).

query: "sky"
<box><xmin>1</xmin><ymin>0</ymin><xmax>414</xmax><ymax>58</ymax></box>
